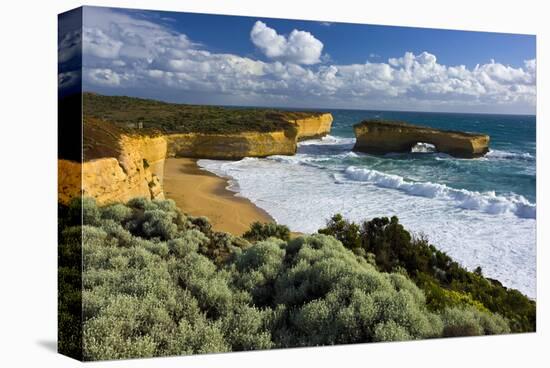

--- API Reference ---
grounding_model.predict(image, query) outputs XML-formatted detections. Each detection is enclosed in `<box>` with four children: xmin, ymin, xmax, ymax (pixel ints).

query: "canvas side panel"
<box><xmin>58</xmin><ymin>7</ymin><xmax>83</xmax><ymax>361</ymax></box>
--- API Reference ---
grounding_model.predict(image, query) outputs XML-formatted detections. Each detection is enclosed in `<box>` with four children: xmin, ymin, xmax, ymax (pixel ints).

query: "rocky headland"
<box><xmin>58</xmin><ymin>94</ymin><xmax>333</xmax><ymax>205</ymax></box>
<box><xmin>353</xmin><ymin>120</ymin><xmax>490</xmax><ymax>158</ymax></box>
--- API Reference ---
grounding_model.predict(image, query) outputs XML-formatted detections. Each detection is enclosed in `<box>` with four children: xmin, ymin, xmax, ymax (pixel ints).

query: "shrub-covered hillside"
<box><xmin>59</xmin><ymin>198</ymin><xmax>513</xmax><ymax>361</ymax></box>
<box><xmin>319</xmin><ymin>214</ymin><xmax>536</xmax><ymax>333</ymax></box>
<box><xmin>83</xmin><ymin>93</ymin><xmax>325</xmax><ymax>134</ymax></box>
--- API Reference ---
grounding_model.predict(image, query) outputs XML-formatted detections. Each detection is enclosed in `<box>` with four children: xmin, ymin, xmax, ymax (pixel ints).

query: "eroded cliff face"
<box><xmin>288</xmin><ymin>113</ymin><xmax>333</xmax><ymax>141</ymax></box>
<box><xmin>58</xmin><ymin>135</ymin><xmax>167</xmax><ymax>206</ymax></box>
<box><xmin>59</xmin><ymin>112</ymin><xmax>333</xmax><ymax>206</ymax></box>
<box><xmin>353</xmin><ymin>121</ymin><xmax>490</xmax><ymax>158</ymax></box>
<box><xmin>166</xmin><ymin>130</ymin><xmax>298</xmax><ymax>159</ymax></box>
<box><xmin>58</xmin><ymin>129</ymin><xmax>300</xmax><ymax>205</ymax></box>
<box><xmin>120</xmin><ymin>135</ymin><xmax>167</xmax><ymax>183</ymax></box>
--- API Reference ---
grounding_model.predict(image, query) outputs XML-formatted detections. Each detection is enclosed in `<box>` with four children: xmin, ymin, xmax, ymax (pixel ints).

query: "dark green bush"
<box><xmin>318</xmin><ymin>214</ymin><xmax>535</xmax><ymax>333</ymax></box>
<box><xmin>58</xmin><ymin>198</ymin><xmax>85</xmax><ymax>360</ymax></box>
<box><xmin>243</xmin><ymin>222</ymin><xmax>291</xmax><ymax>242</ymax></box>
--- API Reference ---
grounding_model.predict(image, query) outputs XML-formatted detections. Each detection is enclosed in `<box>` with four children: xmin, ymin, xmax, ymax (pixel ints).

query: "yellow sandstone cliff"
<box><xmin>58</xmin><ymin>134</ymin><xmax>167</xmax><ymax>206</ymax></box>
<box><xmin>166</xmin><ymin>129</ymin><xmax>297</xmax><ymax>159</ymax></box>
<box><xmin>58</xmin><ymin>112</ymin><xmax>333</xmax><ymax>206</ymax></box>
<box><xmin>289</xmin><ymin>113</ymin><xmax>333</xmax><ymax>141</ymax></box>
<box><xmin>353</xmin><ymin>120</ymin><xmax>490</xmax><ymax>158</ymax></box>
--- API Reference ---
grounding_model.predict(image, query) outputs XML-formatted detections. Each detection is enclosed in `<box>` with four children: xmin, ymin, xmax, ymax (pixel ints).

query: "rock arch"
<box><xmin>353</xmin><ymin>120</ymin><xmax>490</xmax><ymax>158</ymax></box>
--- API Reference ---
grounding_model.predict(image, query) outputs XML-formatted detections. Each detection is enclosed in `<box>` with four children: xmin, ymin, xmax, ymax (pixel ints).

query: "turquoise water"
<box><xmin>199</xmin><ymin>110</ymin><xmax>536</xmax><ymax>297</ymax></box>
<box><xmin>329</xmin><ymin>110</ymin><xmax>536</xmax><ymax>202</ymax></box>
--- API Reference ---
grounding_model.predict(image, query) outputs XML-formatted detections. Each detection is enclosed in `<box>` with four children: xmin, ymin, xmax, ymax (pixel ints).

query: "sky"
<box><xmin>59</xmin><ymin>6</ymin><xmax>537</xmax><ymax>114</ymax></box>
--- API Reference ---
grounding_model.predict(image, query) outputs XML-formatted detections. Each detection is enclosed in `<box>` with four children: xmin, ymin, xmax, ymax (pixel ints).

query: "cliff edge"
<box><xmin>166</xmin><ymin>129</ymin><xmax>297</xmax><ymax>160</ymax></box>
<box><xmin>59</xmin><ymin>95</ymin><xmax>333</xmax><ymax>206</ymax></box>
<box><xmin>288</xmin><ymin>113</ymin><xmax>333</xmax><ymax>141</ymax></box>
<box><xmin>59</xmin><ymin>118</ymin><xmax>167</xmax><ymax>205</ymax></box>
<box><xmin>353</xmin><ymin>120</ymin><xmax>490</xmax><ymax>158</ymax></box>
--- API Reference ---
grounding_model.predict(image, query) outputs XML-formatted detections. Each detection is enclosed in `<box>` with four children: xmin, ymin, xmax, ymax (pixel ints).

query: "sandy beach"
<box><xmin>163</xmin><ymin>157</ymin><xmax>274</xmax><ymax>235</ymax></box>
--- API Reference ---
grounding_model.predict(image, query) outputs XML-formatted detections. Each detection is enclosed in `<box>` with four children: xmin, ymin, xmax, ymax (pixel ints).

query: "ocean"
<box><xmin>198</xmin><ymin>110</ymin><xmax>536</xmax><ymax>298</ymax></box>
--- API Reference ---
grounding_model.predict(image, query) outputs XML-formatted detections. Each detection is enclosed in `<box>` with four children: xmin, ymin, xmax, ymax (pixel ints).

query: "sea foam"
<box><xmin>486</xmin><ymin>149</ymin><xmax>536</xmax><ymax>161</ymax></box>
<box><xmin>198</xmin><ymin>156</ymin><xmax>536</xmax><ymax>298</ymax></box>
<box><xmin>196</xmin><ymin>130</ymin><xmax>536</xmax><ymax>297</ymax></box>
<box><xmin>343</xmin><ymin>166</ymin><xmax>536</xmax><ymax>219</ymax></box>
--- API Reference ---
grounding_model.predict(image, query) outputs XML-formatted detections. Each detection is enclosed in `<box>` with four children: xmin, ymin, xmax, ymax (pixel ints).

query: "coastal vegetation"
<box><xmin>83</xmin><ymin>92</ymin><xmax>325</xmax><ymax>135</ymax></box>
<box><xmin>319</xmin><ymin>214</ymin><xmax>535</xmax><ymax>333</ymax></box>
<box><xmin>243</xmin><ymin>221</ymin><xmax>291</xmax><ymax>242</ymax></box>
<box><xmin>59</xmin><ymin>197</ymin><xmax>521</xmax><ymax>361</ymax></box>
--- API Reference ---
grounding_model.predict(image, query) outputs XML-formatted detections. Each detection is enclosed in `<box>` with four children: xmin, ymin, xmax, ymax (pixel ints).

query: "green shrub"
<box><xmin>221</xmin><ymin>304</ymin><xmax>273</xmax><ymax>351</ymax></box>
<box><xmin>202</xmin><ymin>231</ymin><xmax>250</xmax><ymax>266</ymax></box>
<box><xmin>243</xmin><ymin>222</ymin><xmax>291</xmax><ymax>242</ymax></box>
<box><xmin>319</xmin><ymin>213</ymin><xmax>362</xmax><ymax>250</ymax></box>
<box><xmin>57</xmin><ymin>198</ymin><xmax>523</xmax><ymax>361</ymax></box>
<box><xmin>188</xmin><ymin>215</ymin><xmax>213</xmax><ymax>235</ymax></box>
<box><xmin>101</xmin><ymin>203</ymin><xmax>133</xmax><ymax>223</ymax></box>
<box><xmin>441</xmin><ymin>307</ymin><xmax>483</xmax><ymax>337</ymax></box>
<box><xmin>82</xmin><ymin>197</ymin><xmax>101</xmax><ymax>226</ymax></box>
<box><xmin>234</xmin><ymin>234</ymin><xmax>443</xmax><ymax>346</ymax></box>
<box><xmin>168</xmin><ymin>230</ymin><xmax>209</xmax><ymax>258</ymax></box>
<box><xmin>373</xmin><ymin>321</ymin><xmax>412</xmax><ymax>342</ymax></box>
<box><xmin>319</xmin><ymin>214</ymin><xmax>535</xmax><ymax>333</ymax></box>
<box><xmin>127</xmin><ymin>209</ymin><xmax>178</xmax><ymax>240</ymax></box>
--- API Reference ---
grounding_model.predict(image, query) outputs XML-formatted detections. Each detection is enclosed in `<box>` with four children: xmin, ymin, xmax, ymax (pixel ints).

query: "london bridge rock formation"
<box><xmin>353</xmin><ymin>120</ymin><xmax>490</xmax><ymax>158</ymax></box>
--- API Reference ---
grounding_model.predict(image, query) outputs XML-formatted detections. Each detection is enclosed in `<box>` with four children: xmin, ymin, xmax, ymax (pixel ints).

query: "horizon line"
<box><xmin>80</xmin><ymin>90</ymin><xmax>536</xmax><ymax>117</ymax></box>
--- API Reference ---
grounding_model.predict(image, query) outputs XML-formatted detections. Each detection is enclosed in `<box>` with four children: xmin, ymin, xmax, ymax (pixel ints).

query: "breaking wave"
<box><xmin>343</xmin><ymin>166</ymin><xmax>536</xmax><ymax>219</ymax></box>
<box><xmin>486</xmin><ymin>149</ymin><xmax>535</xmax><ymax>161</ymax></box>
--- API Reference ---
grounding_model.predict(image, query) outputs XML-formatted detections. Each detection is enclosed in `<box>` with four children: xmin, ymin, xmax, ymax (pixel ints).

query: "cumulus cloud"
<box><xmin>84</xmin><ymin>68</ymin><xmax>122</xmax><ymax>87</ymax></box>
<box><xmin>524</xmin><ymin>59</ymin><xmax>536</xmax><ymax>72</ymax></box>
<box><xmin>79</xmin><ymin>8</ymin><xmax>536</xmax><ymax>114</ymax></box>
<box><xmin>250</xmin><ymin>21</ymin><xmax>323</xmax><ymax>65</ymax></box>
<box><xmin>58</xmin><ymin>29</ymin><xmax>81</xmax><ymax>64</ymax></box>
<box><xmin>58</xmin><ymin>71</ymin><xmax>80</xmax><ymax>90</ymax></box>
<box><xmin>83</xmin><ymin>28</ymin><xmax>123</xmax><ymax>59</ymax></box>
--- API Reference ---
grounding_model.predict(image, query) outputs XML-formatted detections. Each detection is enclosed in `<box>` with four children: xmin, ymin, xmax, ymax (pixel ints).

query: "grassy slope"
<box><xmin>83</xmin><ymin>92</ymin><xmax>326</xmax><ymax>135</ymax></box>
<box><xmin>82</xmin><ymin>117</ymin><xmax>124</xmax><ymax>161</ymax></box>
<box><xmin>354</xmin><ymin>119</ymin><xmax>487</xmax><ymax>137</ymax></box>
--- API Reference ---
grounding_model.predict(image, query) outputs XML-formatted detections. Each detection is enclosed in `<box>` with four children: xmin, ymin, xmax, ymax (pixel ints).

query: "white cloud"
<box><xmin>250</xmin><ymin>21</ymin><xmax>323</xmax><ymax>65</ymax></box>
<box><xmin>58</xmin><ymin>29</ymin><xmax>81</xmax><ymax>64</ymax></box>
<box><xmin>524</xmin><ymin>59</ymin><xmax>536</xmax><ymax>72</ymax></box>
<box><xmin>79</xmin><ymin>8</ymin><xmax>536</xmax><ymax>114</ymax></box>
<box><xmin>83</xmin><ymin>28</ymin><xmax>122</xmax><ymax>59</ymax></box>
<box><xmin>58</xmin><ymin>71</ymin><xmax>80</xmax><ymax>90</ymax></box>
<box><xmin>84</xmin><ymin>68</ymin><xmax>122</xmax><ymax>87</ymax></box>
<box><xmin>83</xmin><ymin>7</ymin><xmax>192</xmax><ymax>63</ymax></box>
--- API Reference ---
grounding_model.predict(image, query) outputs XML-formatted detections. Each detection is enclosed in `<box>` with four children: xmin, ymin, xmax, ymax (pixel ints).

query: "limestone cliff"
<box><xmin>59</xmin><ymin>133</ymin><xmax>167</xmax><ymax>206</ymax></box>
<box><xmin>166</xmin><ymin>129</ymin><xmax>297</xmax><ymax>159</ymax></box>
<box><xmin>120</xmin><ymin>135</ymin><xmax>167</xmax><ymax>183</ymax></box>
<box><xmin>287</xmin><ymin>113</ymin><xmax>333</xmax><ymax>141</ymax></box>
<box><xmin>353</xmin><ymin>120</ymin><xmax>490</xmax><ymax>158</ymax></box>
<box><xmin>59</xmin><ymin>109</ymin><xmax>332</xmax><ymax>205</ymax></box>
<box><xmin>165</xmin><ymin>113</ymin><xmax>332</xmax><ymax>159</ymax></box>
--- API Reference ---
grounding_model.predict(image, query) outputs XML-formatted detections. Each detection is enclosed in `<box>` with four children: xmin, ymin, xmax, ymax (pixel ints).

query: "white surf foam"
<box><xmin>198</xmin><ymin>157</ymin><xmax>536</xmax><ymax>298</ymax></box>
<box><xmin>486</xmin><ymin>149</ymin><xmax>535</xmax><ymax>161</ymax></box>
<box><xmin>298</xmin><ymin>135</ymin><xmax>356</xmax><ymax>146</ymax></box>
<box><xmin>342</xmin><ymin>166</ymin><xmax>536</xmax><ymax>219</ymax></box>
<box><xmin>411</xmin><ymin>142</ymin><xmax>437</xmax><ymax>153</ymax></box>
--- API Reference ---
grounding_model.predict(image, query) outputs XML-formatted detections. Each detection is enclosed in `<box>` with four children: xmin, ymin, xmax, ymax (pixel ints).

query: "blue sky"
<box><xmin>59</xmin><ymin>6</ymin><xmax>537</xmax><ymax>114</ymax></box>
<box><xmin>137</xmin><ymin>10</ymin><xmax>535</xmax><ymax>69</ymax></box>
